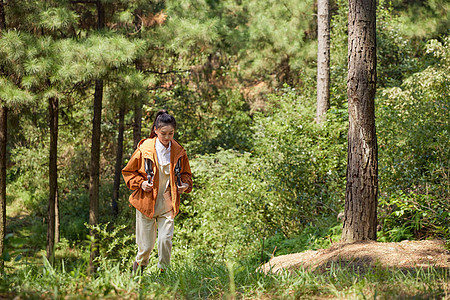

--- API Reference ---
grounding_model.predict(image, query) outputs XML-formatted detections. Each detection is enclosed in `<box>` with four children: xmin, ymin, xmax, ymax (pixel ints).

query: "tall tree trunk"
<box><xmin>0</xmin><ymin>106</ymin><xmax>6</xmax><ymax>272</ymax></box>
<box><xmin>0</xmin><ymin>0</ymin><xmax>4</xmax><ymax>32</ymax></box>
<box><xmin>133</xmin><ymin>101</ymin><xmax>142</xmax><ymax>149</ymax></box>
<box><xmin>0</xmin><ymin>0</ymin><xmax>7</xmax><ymax>273</ymax></box>
<box><xmin>133</xmin><ymin>59</ymin><xmax>143</xmax><ymax>149</ymax></box>
<box><xmin>47</xmin><ymin>97</ymin><xmax>58</xmax><ymax>265</ymax></box>
<box><xmin>316</xmin><ymin>0</ymin><xmax>330</xmax><ymax>123</ymax></box>
<box><xmin>111</xmin><ymin>104</ymin><xmax>125</xmax><ymax>217</ymax></box>
<box><xmin>342</xmin><ymin>0</ymin><xmax>378</xmax><ymax>242</ymax></box>
<box><xmin>88</xmin><ymin>79</ymin><xmax>103</xmax><ymax>273</ymax></box>
<box><xmin>88</xmin><ymin>0</ymin><xmax>105</xmax><ymax>274</ymax></box>
<box><xmin>55</xmin><ymin>189</ymin><xmax>59</xmax><ymax>243</ymax></box>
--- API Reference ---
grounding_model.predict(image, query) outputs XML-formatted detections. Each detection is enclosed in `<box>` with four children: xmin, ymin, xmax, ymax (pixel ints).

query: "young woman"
<box><xmin>122</xmin><ymin>110</ymin><xmax>192</xmax><ymax>273</ymax></box>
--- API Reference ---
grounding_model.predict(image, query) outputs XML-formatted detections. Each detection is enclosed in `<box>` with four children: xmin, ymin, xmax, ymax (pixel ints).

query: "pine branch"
<box><xmin>142</xmin><ymin>69</ymin><xmax>190</xmax><ymax>75</ymax></box>
<box><xmin>71</xmin><ymin>0</ymin><xmax>96</xmax><ymax>4</ymax></box>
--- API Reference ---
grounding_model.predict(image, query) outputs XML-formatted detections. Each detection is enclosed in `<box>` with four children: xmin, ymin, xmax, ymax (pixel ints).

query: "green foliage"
<box><xmin>170</xmin><ymin>86</ymin><xmax>347</xmax><ymax>267</ymax></box>
<box><xmin>377</xmin><ymin>2</ymin><xmax>421</xmax><ymax>87</ymax></box>
<box><xmin>378</xmin><ymin>192</ymin><xmax>449</xmax><ymax>242</ymax></box>
<box><xmin>57</xmin><ymin>35</ymin><xmax>146</xmax><ymax>82</ymax></box>
<box><xmin>238</xmin><ymin>0</ymin><xmax>316</xmax><ymax>80</ymax></box>
<box><xmin>148</xmin><ymin>86</ymin><xmax>253</xmax><ymax>155</ymax></box>
<box><xmin>252</xmin><ymin>87</ymin><xmax>347</xmax><ymax>232</ymax></box>
<box><xmin>39</xmin><ymin>7</ymin><xmax>79</xmax><ymax>32</ymax></box>
<box><xmin>394</xmin><ymin>0</ymin><xmax>450</xmax><ymax>39</ymax></box>
<box><xmin>176</xmin><ymin>149</ymin><xmax>272</xmax><ymax>263</ymax></box>
<box><xmin>377</xmin><ymin>37</ymin><xmax>450</xmax><ymax>241</ymax></box>
<box><xmin>2</xmin><ymin>253</ymin><xmax>449</xmax><ymax>299</ymax></box>
<box><xmin>86</xmin><ymin>222</ymin><xmax>135</xmax><ymax>269</ymax></box>
<box><xmin>263</xmin><ymin>219</ymin><xmax>342</xmax><ymax>260</ymax></box>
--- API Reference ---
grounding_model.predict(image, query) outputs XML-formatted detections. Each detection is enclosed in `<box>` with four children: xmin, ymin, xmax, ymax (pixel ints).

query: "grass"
<box><xmin>2</xmin><ymin>251</ymin><xmax>449</xmax><ymax>299</ymax></box>
<box><xmin>3</xmin><ymin>192</ymin><xmax>449</xmax><ymax>299</ymax></box>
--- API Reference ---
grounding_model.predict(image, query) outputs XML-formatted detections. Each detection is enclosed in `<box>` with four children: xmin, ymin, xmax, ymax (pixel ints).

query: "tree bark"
<box><xmin>0</xmin><ymin>106</ymin><xmax>6</xmax><ymax>272</ymax></box>
<box><xmin>96</xmin><ymin>0</ymin><xmax>105</xmax><ymax>30</ymax></box>
<box><xmin>0</xmin><ymin>0</ymin><xmax>7</xmax><ymax>272</ymax></box>
<box><xmin>88</xmin><ymin>0</ymin><xmax>105</xmax><ymax>274</ymax></box>
<box><xmin>133</xmin><ymin>101</ymin><xmax>142</xmax><ymax>149</ymax></box>
<box><xmin>111</xmin><ymin>104</ymin><xmax>125</xmax><ymax>217</ymax></box>
<box><xmin>316</xmin><ymin>0</ymin><xmax>330</xmax><ymax>123</ymax></box>
<box><xmin>0</xmin><ymin>0</ymin><xmax>5</xmax><ymax>32</ymax></box>
<box><xmin>342</xmin><ymin>0</ymin><xmax>378</xmax><ymax>242</ymax></box>
<box><xmin>46</xmin><ymin>97</ymin><xmax>58</xmax><ymax>265</ymax></box>
<box><xmin>55</xmin><ymin>189</ymin><xmax>59</xmax><ymax>243</ymax></box>
<box><xmin>88</xmin><ymin>79</ymin><xmax>103</xmax><ymax>273</ymax></box>
<box><xmin>133</xmin><ymin>59</ymin><xmax>143</xmax><ymax>149</ymax></box>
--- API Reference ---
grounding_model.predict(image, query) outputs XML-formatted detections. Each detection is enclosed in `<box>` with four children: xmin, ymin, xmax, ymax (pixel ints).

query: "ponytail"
<box><xmin>150</xmin><ymin>109</ymin><xmax>177</xmax><ymax>138</ymax></box>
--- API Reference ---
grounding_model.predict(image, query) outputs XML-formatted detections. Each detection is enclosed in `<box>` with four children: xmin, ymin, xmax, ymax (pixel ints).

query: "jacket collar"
<box><xmin>138</xmin><ymin>137</ymin><xmax>185</xmax><ymax>164</ymax></box>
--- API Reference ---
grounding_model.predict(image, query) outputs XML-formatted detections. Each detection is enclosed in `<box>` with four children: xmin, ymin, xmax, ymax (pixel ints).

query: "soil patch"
<box><xmin>260</xmin><ymin>240</ymin><xmax>450</xmax><ymax>274</ymax></box>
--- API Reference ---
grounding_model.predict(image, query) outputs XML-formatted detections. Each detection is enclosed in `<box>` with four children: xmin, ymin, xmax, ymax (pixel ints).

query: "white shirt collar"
<box><xmin>155</xmin><ymin>138</ymin><xmax>171</xmax><ymax>166</ymax></box>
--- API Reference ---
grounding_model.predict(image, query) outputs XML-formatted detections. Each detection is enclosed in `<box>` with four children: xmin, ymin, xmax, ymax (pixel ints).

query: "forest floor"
<box><xmin>260</xmin><ymin>240</ymin><xmax>450</xmax><ymax>274</ymax></box>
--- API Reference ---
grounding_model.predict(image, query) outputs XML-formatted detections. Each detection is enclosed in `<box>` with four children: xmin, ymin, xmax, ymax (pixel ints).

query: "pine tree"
<box><xmin>342</xmin><ymin>0</ymin><xmax>378</xmax><ymax>242</ymax></box>
<box><xmin>0</xmin><ymin>0</ymin><xmax>6</xmax><ymax>273</ymax></box>
<box><xmin>0</xmin><ymin>6</ymin><xmax>33</xmax><ymax>271</ymax></box>
<box><xmin>316</xmin><ymin>0</ymin><xmax>330</xmax><ymax>123</ymax></box>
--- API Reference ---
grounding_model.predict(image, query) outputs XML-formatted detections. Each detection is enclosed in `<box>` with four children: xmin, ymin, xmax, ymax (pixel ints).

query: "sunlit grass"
<box><xmin>2</xmin><ymin>250</ymin><xmax>449</xmax><ymax>299</ymax></box>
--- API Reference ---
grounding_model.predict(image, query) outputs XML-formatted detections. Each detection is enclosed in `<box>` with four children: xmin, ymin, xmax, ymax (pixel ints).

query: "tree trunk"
<box><xmin>55</xmin><ymin>189</ymin><xmax>59</xmax><ymax>243</ymax></box>
<box><xmin>0</xmin><ymin>0</ymin><xmax>6</xmax><ymax>273</ymax></box>
<box><xmin>342</xmin><ymin>0</ymin><xmax>378</xmax><ymax>242</ymax></box>
<box><xmin>0</xmin><ymin>0</ymin><xmax>5</xmax><ymax>32</ymax></box>
<box><xmin>47</xmin><ymin>97</ymin><xmax>58</xmax><ymax>265</ymax></box>
<box><xmin>0</xmin><ymin>106</ymin><xmax>6</xmax><ymax>272</ymax></box>
<box><xmin>316</xmin><ymin>0</ymin><xmax>330</xmax><ymax>123</ymax></box>
<box><xmin>111</xmin><ymin>104</ymin><xmax>125</xmax><ymax>217</ymax></box>
<box><xmin>133</xmin><ymin>100</ymin><xmax>142</xmax><ymax>149</ymax></box>
<box><xmin>88</xmin><ymin>0</ymin><xmax>105</xmax><ymax>274</ymax></box>
<box><xmin>88</xmin><ymin>79</ymin><xmax>103</xmax><ymax>273</ymax></box>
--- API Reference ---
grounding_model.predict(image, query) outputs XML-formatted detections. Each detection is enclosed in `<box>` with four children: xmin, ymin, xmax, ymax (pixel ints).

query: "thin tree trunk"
<box><xmin>0</xmin><ymin>106</ymin><xmax>6</xmax><ymax>272</ymax></box>
<box><xmin>316</xmin><ymin>0</ymin><xmax>330</xmax><ymax>123</ymax></box>
<box><xmin>47</xmin><ymin>97</ymin><xmax>58</xmax><ymax>265</ymax></box>
<box><xmin>88</xmin><ymin>79</ymin><xmax>103</xmax><ymax>273</ymax></box>
<box><xmin>55</xmin><ymin>189</ymin><xmax>59</xmax><ymax>243</ymax></box>
<box><xmin>88</xmin><ymin>0</ymin><xmax>105</xmax><ymax>274</ymax></box>
<box><xmin>112</xmin><ymin>104</ymin><xmax>125</xmax><ymax>217</ymax></box>
<box><xmin>342</xmin><ymin>0</ymin><xmax>378</xmax><ymax>242</ymax></box>
<box><xmin>0</xmin><ymin>0</ymin><xmax>6</xmax><ymax>273</ymax></box>
<box><xmin>0</xmin><ymin>0</ymin><xmax>5</xmax><ymax>32</ymax></box>
<box><xmin>133</xmin><ymin>100</ymin><xmax>142</xmax><ymax>149</ymax></box>
<box><xmin>132</xmin><ymin>13</ymin><xmax>143</xmax><ymax>149</ymax></box>
<box><xmin>133</xmin><ymin>60</ymin><xmax>143</xmax><ymax>149</ymax></box>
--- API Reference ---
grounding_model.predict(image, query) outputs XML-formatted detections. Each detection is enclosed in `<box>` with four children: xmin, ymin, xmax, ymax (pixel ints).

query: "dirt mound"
<box><xmin>260</xmin><ymin>240</ymin><xmax>450</xmax><ymax>274</ymax></box>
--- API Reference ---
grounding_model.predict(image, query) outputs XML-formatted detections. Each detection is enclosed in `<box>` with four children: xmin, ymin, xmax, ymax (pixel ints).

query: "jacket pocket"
<box><xmin>129</xmin><ymin>188</ymin><xmax>155</xmax><ymax>217</ymax></box>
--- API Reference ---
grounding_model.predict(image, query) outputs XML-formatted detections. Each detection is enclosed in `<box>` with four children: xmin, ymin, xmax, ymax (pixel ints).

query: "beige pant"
<box><xmin>135</xmin><ymin>209</ymin><xmax>174</xmax><ymax>269</ymax></box>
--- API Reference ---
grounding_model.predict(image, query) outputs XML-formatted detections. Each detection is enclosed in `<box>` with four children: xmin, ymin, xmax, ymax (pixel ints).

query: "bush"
<box><xmin>378</xmin><ymin>192</ymin><xmax>449</xmax><ymax>242</ymax></box>
<box><xmin>377</xmin><ymin>37</ymin><xmax>449</xmax><ymax>241</ymax></box>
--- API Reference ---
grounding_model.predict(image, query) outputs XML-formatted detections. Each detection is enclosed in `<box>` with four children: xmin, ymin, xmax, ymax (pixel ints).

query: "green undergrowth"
<box><xmin>2</xmin><ymin>217</ymin><xmax>449</xmax><ymax>299</ymax></box>
<box><xmin>2</xmin><ymin>254</ymin><xmax>449</xmax><ymax>299</ymax></box>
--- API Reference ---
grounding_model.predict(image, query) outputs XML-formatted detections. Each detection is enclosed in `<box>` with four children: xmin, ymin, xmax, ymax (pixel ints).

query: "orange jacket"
<box><xmin>122</xmin><ymin>137</ymin><xmax>192</xmax><ymax>219</ymax></box>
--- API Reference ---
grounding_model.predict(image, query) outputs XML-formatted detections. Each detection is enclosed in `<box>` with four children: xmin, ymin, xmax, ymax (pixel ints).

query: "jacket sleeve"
<box><xmin>180</xmin><ymin>154</ymin><xmax>193</xmax><ymax>194</ymax></box>
<box><xmin>122</xmin><ymin>149</ymin><xmax>146</xmax><ymax>191</ymax></box>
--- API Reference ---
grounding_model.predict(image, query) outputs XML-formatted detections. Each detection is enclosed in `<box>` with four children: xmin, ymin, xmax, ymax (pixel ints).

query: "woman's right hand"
<box><xmin>141</xmin><ymin>181</ymin><xmax>153</xmax><ymax>192</ymax></box>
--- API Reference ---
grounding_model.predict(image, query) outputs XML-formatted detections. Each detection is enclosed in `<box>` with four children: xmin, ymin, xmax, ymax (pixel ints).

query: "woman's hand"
<box><xmin>141</xmin><ymin>180</ymin><xmax>153</xmax><ymax>192</ymax></box>
<box><xmin>177</xmin><ymin>182</ymin><xmax>189</xmax><ymax>194</ymax></box>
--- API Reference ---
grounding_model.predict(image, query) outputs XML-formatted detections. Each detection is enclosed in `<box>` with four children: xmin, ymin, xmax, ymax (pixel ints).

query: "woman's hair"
<box><xmin>150</xmin><ymin>109</ymin><xmax>177</xmax><ymax>138</ymax></box>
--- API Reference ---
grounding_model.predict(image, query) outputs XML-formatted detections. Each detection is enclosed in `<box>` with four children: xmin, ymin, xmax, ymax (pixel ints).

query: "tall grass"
<box><xmin>2</xmin><ymin>253</ymin><xmax>449</xmax><ymax>299</ymax></box>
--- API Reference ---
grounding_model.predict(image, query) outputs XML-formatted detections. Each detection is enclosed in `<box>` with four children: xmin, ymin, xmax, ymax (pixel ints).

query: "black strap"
<box><xmin>174</xmin><ymin>158</ymin><xmax>182</xmax><ymax>186</ymax></box>
<box><xmin>144</xmin><ymin>158</ymin><xmax>154</xmax><ymax>184</ymax></box>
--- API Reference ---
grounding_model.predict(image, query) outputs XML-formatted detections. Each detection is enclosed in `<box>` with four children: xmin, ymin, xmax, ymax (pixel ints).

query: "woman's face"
<box><xmin>155</xmin><ymin>125</ymin><xmax>175</xmax><ymax>147</ymax></box>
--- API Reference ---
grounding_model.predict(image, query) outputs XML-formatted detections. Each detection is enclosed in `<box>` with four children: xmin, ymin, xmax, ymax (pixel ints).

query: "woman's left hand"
<box><xmin>177</xmin><ymin>182</ymin><xmax>189</xmax><ymax>194</ymax></box>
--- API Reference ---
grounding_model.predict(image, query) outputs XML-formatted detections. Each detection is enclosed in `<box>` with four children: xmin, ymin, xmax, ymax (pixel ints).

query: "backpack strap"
<box><xmin>144</xmin><ymin>158</ymin><xmax>154</xmax><ymax>185</ymax></box>
<box><xmin>174</xmin><ymin>158</ymin><xmax>182</xmax><ymax>186</ymax></box>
